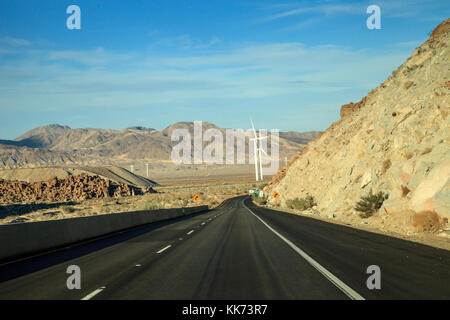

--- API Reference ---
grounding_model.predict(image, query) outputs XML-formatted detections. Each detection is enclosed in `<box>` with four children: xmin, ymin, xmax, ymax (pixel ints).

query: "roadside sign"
<box><xmin>193</xmin><ymin>194</ymin><xmax>201</xmax><ymax>202</ymax></box>
<box><xmin>273</xmin><ymin>192</ymin><xmax>280</xmax><ymax>199</ymax></box>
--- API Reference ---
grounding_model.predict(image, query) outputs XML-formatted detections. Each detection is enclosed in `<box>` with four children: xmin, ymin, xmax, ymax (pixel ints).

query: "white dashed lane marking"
<box><xmin>157</xmin><ymin>245</ymin><xmax>172</xmax><ymax>254</ymax></box>
<box><xmin>81</xmin><ymin>287</ymin><xmax>106</xmax><ymax>300</ymax></box>
<box><xmin>82</xmin><ymin>213</ymin><xmax>224</xmax><ymax>300</ymax></box>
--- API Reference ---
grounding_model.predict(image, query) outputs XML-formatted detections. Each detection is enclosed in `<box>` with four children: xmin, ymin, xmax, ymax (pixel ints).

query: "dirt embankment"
<box><xmin>0</xmin><ymin>165</ymin><xmax>157</xmax><ymax>189</ymax></box>
<box><xmin>0</xmin><ymin>173</ymin><xmax>143</xmax><ymax>204</ymax></box>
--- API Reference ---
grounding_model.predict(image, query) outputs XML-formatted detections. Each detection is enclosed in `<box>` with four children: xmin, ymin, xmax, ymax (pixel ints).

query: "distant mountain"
<box><xmin>0</xmin><ymin>122</ymin><xmax>319</xmax><ymax>169</ymax></box>
<box><xmin>279</xmin><ymin>131</ymin><xmax>321</xmax><ymax>145</ymax></box>
<box><xmin>14</xmin><ymin>124</ymin><xmax>72</xmax><ymax>148</ymax></box>
<box><xmin>0</xmin><ymin>143</ymin><xmax>78</xmax><ymax>168</ymax></box>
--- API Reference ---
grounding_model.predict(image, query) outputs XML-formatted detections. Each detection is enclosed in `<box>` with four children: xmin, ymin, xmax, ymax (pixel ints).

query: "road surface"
<box><xmin>0</xmin><ymin>196</ymin><xmax>449</xmax><ymax>299</ymax></box>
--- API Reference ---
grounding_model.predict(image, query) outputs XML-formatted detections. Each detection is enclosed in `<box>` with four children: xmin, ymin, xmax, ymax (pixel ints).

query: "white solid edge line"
<box><xmin>157</xmin><ymin>245</ymin><xmax>172</xmax><ymax>254</ymax></box>
<box><xmin>81</xmin><ymin>286</ymin><xmax>106</xmax><ymax>300</ymax></box>
<box><xmin>187</xmin><ymin>230</ymin><xmax>194</xmax><ymax>235</ymax></box>
<box><xmin>243</xmin><ymin>200</ymin><xmax>365</xmax><ymax>301</ymax></box>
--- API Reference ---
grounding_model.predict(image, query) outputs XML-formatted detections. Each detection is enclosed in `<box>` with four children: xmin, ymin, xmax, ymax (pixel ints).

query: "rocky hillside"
<box><xmin>266</xmin><ymin>19</ymin><xmax>449</xmax><ymax>236</ymax></box>
<box><xmin>0</xmin><ymin>122</ymin><xmax>319</xmax><ymax>169</ymax></box>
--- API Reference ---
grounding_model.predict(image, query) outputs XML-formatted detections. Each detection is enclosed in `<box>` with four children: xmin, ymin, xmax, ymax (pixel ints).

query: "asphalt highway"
<box><xmin>0</xmin><ymin>196</ymin><xmax>449</xmax><ymax>300</ymax></box>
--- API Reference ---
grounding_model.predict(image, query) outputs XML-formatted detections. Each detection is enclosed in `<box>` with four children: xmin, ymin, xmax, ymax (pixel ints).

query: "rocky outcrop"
<box><xmin>0</xmin><ymin>174</ymin><xmax>143</xmax><ymax>204</ymax></box>
<box><xmin>266</xmin><ymin>19</ymin><xmax>450</xmax><ymax>235</ymax></box>
<box><xmin>339</xmin><ymin>96</ymin><xmax>369</xmax><ymax>118</ymax></box>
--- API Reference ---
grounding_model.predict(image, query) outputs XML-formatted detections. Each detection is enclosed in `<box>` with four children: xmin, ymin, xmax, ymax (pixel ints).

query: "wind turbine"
<box><xmin>258</xmin><ymin>141</ymin><xmax>268</xmax><ymax>181</ymax></box>
<box><xmin>250</xmin><ymin>118</ymin><xmax>267</xmax><ymax>181</ymax></box>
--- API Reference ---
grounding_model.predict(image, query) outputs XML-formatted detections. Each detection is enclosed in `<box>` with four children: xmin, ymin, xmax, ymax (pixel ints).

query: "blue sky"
<box><xmin>0</xmin><ymin>0</ymin><xmax>448</xmax><ymax>139</ymax></box>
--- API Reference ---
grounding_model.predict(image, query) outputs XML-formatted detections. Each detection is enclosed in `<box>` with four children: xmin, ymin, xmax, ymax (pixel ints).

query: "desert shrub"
<box><xmin>61</xmin><ymin>205</ymin><xmax>75</xmax><ymax>214</ymax></box>
<box><xmin>136</xmin><ymin>201</ymin><xmax>162</xmax><ymax>211</ymax></box>
<box><xmin>252</xmin><ymin>194</ymin><xmax>267</xmax><ymax>205</ymax></box>
<box><xmin>286</xmin><ymin>195</ymin><xmax>316</xmax><ymax>211</ymax></box>
<box><xmin>208</xmin><ymin>199</ymin><xmax>219</xmax><ymax>207</ymax></box>
<box><xmin>355</xmin><ymin>190</ymin><xmax>388</xmax><ymax>218</ymax></box>
<box><xmin>411</xmin><ymin>210</ymin><xmax>447</xmax><ymax>233</ymax></box>
<box><xmin>381</xmin><ymin>159</ymin><xmax>391</xmax><ymax>174</ymax></box>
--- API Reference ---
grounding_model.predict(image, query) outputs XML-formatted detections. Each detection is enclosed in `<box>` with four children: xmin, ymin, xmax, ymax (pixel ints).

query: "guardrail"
<box><xmin>0</xmin><ymin>205</ymin><xmax>208</xmax><ymax>263</ymax></box>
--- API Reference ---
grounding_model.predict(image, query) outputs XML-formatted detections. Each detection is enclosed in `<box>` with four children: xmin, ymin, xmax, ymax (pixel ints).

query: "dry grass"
<box><xmin>411</xmin><ymin>211</ymin><xmax>447</xmax><ymax>233</ymax></box>
<box><xmin>381</xmin><ymin>159</ymin><xmax>391</xmax><ymax>175</ymax></box>
<box><xmin>285</xmin><ymin>196</ymin><xmax>316</xmax><ymax>211</ymax></box>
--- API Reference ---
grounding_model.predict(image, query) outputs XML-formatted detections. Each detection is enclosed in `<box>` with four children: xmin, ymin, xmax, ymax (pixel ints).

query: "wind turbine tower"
<box><xmin>251</xmin><ymin>119</ymin><xmax>259</xmax><ymax>181</ymax></box>
<box><xmin>250</xmin><ymin>118</ymin><xmax>267</xmax><ymax>182</ymax></box>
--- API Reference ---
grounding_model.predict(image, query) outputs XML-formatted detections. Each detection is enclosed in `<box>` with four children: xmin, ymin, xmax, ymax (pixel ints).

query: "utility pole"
<box><xmin>146</xmin><ymin>163</ymin><xmax>149</xmax><ymax>177</ymax></box>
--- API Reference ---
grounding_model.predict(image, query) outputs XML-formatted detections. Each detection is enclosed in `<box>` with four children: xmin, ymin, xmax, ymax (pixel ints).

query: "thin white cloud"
<box><xmin>0</xmin><ymin>41</ymin><xmax>412</xmax><ymax>112</ymax></box>
<box><xmin>279</xmin><ymin>17</ymin><xmax>322</xmax><ymax>31</ymax></box>
<box><xmin>259</xmin><ymin>3</ymin><xmax>362</xmax><ymax>22</ymax></box>
<box><xmin>0</xmin><ymin>37</ymin><xmax>31</xmax><ymax>47</ymax></box>
<box><xmin>258</xmin><ymin>0</ymin><xmax>448</xmax><ymax>24</ymax></box>
<box><xmin>152</xmin><ymin>35</ymin><xmax>222</xmax><ymax>50</ymax></box>
<box><xmin>263</xmin><ymin>8</ymin><xmax>311</xmax><ymax>21</ymax></box>
<box><xmin>44</xmin><ymin>47</ymin><xmax>134</xmax><ymax>66</ymax></box>
<box><xmin>366</xmin><ymin>0</ymin><xmax>449</xmax><ymax>18</ymax></box>
<box><xmin>394</xmin><ymin>40</ymin><xmax>423</xmax><ymax>48</ymax></box>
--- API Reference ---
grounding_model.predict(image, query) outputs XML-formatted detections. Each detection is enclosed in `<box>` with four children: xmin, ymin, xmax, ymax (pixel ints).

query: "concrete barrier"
<box><xmin>0</xmin><ymin>205</ymin><xmax>208</xmax><ymax>263</ymax></box>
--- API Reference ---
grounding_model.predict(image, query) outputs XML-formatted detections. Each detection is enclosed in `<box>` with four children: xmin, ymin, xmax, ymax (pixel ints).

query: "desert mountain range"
<box><xmin>0</xmin><ymin>122</ymin><xmax>319</xmax><ymax>169</ymax></box>
<box><xmin>266</xmin><ymin>19</ymin><xmax>450</xmax><ymax>236</ymax></box>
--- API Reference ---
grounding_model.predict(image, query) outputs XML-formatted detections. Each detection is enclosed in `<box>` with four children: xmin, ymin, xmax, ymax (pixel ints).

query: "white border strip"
<box><xmin>243</xmin><ymin>200</ymin><xmax>365</xmax><ymax>300</ymax></box>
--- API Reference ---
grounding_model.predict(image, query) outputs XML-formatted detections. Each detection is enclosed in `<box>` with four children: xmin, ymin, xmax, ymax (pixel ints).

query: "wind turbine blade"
<box><xmin>250</xmin><ymin>117</ymin><xmax>257</xmax><ymax>139</ymax></box>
